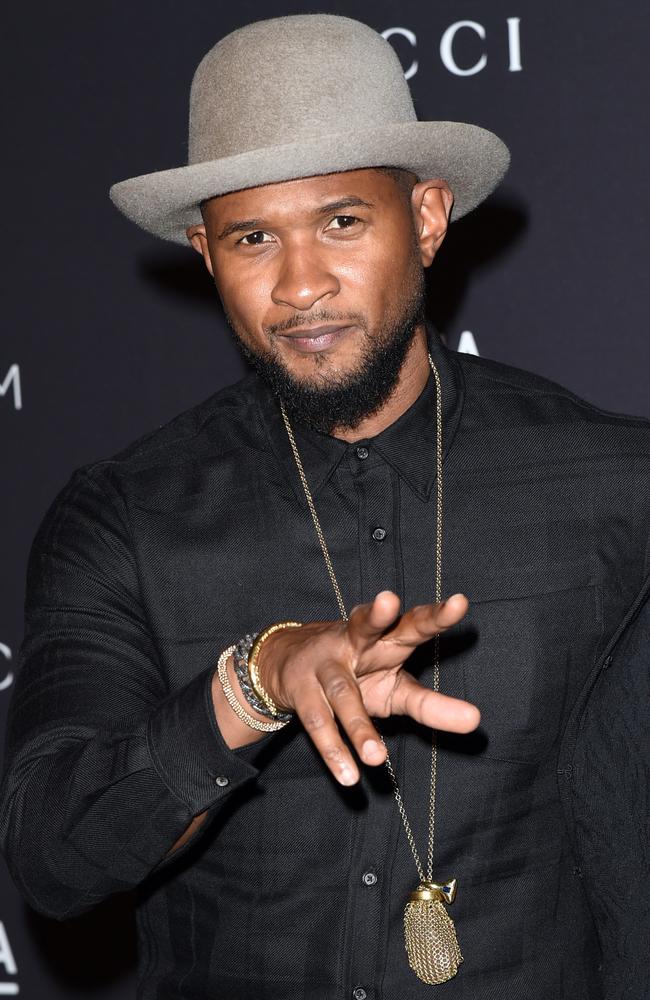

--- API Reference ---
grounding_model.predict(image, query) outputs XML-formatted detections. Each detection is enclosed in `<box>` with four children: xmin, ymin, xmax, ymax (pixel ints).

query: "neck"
<box><xmin>329</xmin><ymin>324</ymin><xmax>431</xmax><ymax>442</ymax></box>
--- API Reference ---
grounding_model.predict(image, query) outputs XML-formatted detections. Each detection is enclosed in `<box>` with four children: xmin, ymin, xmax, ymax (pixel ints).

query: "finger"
<box><xmin>391</xmin><ymin>671</ymin><xmax>481</xmax><ymax>733</ymax></box>
<box><xmin>384</xmin><ymin>593</ymin><xmax>470</xmax><ymax>646</ymax></box>
<box><xmin>347</xmin><ymin>590</ymin><xmax>402</xmax><ymax>648</ymax></box>
<box><xmin>318</xmin><ymin>663</ymin><xmax>388</xmax><ymax>767</ymax></box>
<box><xmin>292</xmin><ymin>681</ymin><xmax>362</xmax><ymax>786</ymax></box>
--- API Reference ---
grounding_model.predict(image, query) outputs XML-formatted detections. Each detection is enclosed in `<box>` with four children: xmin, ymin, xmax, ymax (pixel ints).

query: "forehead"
<box><xmin>201</xmin><ymin>167</ymin><xmax>400</xmax><ymax>224</ymax></box>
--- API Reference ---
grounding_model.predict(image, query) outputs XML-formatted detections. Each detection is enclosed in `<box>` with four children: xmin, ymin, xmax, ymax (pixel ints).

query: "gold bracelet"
<box><xmin>216</xmin><ymin>645</ymin><xmax>289</xmax><ymax>733</ymax></box>
<box><xmin>248</xmin><ymin>621</ymin><xmax>303</xmax><ymax>717</ymax></box>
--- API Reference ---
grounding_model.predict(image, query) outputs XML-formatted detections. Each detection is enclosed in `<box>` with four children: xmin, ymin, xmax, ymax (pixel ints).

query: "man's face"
<box><xmin>189</xmin><ymin>168</ymin><xmax>451</xmax><ymax>433</ymax></box>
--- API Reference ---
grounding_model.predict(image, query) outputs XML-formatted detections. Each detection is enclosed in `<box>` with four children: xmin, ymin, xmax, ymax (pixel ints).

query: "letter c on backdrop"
<box><xmin>440</xmin><ymin>21</ymin><xmax>487</xmax><ymax>76</ymax></box>
<box><xmin>0</xmin><ymin>644</ymin><xmax>13</xmax><ymax>691</ymax></box>
<box><xmin>382</xmin><ymin>26</ymin><xmax>418</xmax><ymax>80</ymax></box>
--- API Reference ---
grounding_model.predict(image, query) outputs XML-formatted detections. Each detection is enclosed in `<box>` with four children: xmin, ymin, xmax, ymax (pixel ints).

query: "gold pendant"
<box><xmin>403</xmin><ymin>879</ymin><xmax>463</xmax><ymax>985</ymax></box>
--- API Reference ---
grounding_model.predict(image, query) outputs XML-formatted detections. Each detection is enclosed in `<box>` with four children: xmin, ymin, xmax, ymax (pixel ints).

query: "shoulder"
<box><xmin>63</xmin><ymin>371</ymin><xmax>264</xmax><ymax>507</ymax></box>
<box><xmin>451</xmin><ymin>351</ymin><xmax>650</xmax><ymax>583</ymax></box>
<box><xmin>104</xmin><ymin>371</ymin><xmax>260</xmax><ymax>468</ymax></box>
<box><xmin>454</xmin><ymin>350</ymin><xmax>650</xmax><ymax>435</ymax></box>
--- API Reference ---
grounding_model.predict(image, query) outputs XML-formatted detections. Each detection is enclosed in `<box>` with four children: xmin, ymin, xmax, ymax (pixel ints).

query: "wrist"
<box><xmin>232</xmin><ymin>632</ymin><xmax>292</xmax><ymax>721</ymax></box>
<box><xmin>248</xmin><ymin>621</ymin><xmax>303</xmax><ymax>716</ymax></box>
<box><xmin>255</xmin><ymin>629</ymin><xmax>289</xmax><ymax>711</ymax></box>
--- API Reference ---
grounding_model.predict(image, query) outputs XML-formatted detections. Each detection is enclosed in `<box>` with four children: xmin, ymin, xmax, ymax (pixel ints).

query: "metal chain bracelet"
<box><xmin>232</xmin><ymin>632</ymin><xmax>293</xmax><ymax>723</ymax></box>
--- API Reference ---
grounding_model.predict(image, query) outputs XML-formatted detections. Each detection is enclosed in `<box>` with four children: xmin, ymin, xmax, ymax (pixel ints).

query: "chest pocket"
<box><xmin>441</xmin><ymin>571</ymin><xmax>603</xmax><ymax>765</ymax></box>
<box><xmin>441</xmin><ymin>512</ymin><xmax>603</xmax><ymax>763</ymax></box>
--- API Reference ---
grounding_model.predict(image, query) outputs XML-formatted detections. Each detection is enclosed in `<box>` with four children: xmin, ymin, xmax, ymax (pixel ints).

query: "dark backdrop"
<box><xmin>2</xmin><ymin>2</ymin><xmax>648</xmax><ymax>996</ymax></box>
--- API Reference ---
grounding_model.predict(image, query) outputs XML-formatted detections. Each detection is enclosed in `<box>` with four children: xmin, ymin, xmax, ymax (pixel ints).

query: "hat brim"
<box><xmin>109</xmin><ymin>121</ymin><xmax>510</xmax><ymax>245</ymax></box>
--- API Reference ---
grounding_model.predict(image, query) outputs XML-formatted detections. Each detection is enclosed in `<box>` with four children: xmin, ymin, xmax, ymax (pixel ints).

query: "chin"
<box><xmin>284</xmin><ymin>355</ymin><xmax>364</xmax><ymax>388</ymax></box>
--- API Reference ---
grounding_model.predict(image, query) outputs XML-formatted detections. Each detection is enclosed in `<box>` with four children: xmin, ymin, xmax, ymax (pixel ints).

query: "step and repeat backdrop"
<box><xmin>2</xmin><ymin>1</ymin><xmax>649</xmax><ymax>996</ymax></box>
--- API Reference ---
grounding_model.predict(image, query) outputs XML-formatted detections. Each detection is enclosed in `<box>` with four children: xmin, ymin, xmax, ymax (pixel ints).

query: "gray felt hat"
<box><xmin>109</xmin><ymin>14</ymin><xmax>510</xmax><ymax>245</ymax></box>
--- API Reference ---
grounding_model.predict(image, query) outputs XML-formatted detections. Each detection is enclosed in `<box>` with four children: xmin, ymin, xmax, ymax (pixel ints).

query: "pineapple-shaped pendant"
<box><xmin>404</xmin><ymin>879</ymin><xmax>462</xmax><ymax>985</ymax></box>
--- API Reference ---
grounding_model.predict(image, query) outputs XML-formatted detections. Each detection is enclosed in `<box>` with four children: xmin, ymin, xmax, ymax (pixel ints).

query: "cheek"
<box><xmin>341</xmin><ymin>230</ymin><xmax>414</xmax><ymax>291</ymax></box>
<box><xmin>343</xmin><ymin>238</ymin><xmax>416</xmax><ymax>313</ymax></box>
<box><xmin>216</xmin><ymin>266</ymin><xmax>269</xmax><ymax>330</ymax></box>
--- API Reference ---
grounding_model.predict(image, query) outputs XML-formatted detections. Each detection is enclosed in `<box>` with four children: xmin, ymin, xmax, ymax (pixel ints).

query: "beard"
<box><xmin>223</xmin><ymin>257</ymin><xmax>426</xmax><ymax>436</ymax></box>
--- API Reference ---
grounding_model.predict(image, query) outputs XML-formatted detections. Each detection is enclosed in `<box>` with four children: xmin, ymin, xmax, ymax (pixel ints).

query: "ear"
<box><xmin>410</xmin><ymin>179</ymin><xmax>454</xmax><ymax>268</ymax></box>
<box><xmin>185</xmin><ymin>223</ymin><xmax>215</xmax><ymax>277</ymax></box>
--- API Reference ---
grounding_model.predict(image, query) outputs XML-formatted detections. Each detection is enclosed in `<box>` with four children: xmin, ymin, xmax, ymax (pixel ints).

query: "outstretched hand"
<box><xmin>258</xmin><ymin>590</ymin><xmax>479</xmax><ymax>785</ymax></box>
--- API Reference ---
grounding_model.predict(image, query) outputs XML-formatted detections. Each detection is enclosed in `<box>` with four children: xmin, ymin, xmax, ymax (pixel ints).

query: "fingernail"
<box><xmin>362</xmin><ymin>739</ymin><xmax>384</xmax><ymax>761</ymax></box>
<box><xmin>339</xmin><ymin>766</ymin><xmax>357</xmax><ymax>786</ymax></box>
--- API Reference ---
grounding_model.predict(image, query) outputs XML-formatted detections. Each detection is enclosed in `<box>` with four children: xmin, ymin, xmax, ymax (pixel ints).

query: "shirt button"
<box><xmin>362</xmin><ymin>871</ymin><xmax>378</xmax><ymax>886</ymax></box>
<box><xmin>356</xmin><ymin>446</ymin><xmax>369</xmax><ymax>460</ymax></box>
<box><xmin>372</xmin><ymin>527</ymin><xmax>386</xmax><ymax>541</ymax></box>
<box><xmin>352</xmin><ymin>989</ymin><xmax>367</xmax><ymax>1000</ymax></box>
<box><xmin>214</xmin><ymin>775</ymin><xmax>229</xmax><ymax>787</ymax></box>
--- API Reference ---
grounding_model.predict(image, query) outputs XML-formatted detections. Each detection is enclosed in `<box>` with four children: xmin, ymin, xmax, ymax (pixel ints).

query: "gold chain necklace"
<box><xmin>279</xmin><ymin>352</ymin><xmax>462</xmax><ymax>985</ymax></box>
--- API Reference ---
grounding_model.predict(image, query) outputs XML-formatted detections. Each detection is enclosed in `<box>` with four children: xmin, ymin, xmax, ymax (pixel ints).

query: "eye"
<box><xmin>237</xmin><ymin>230</ymin><xmax>273</xmax><ymax>246</ymax></box>
<box><xmin>328</xmin><ymin>215</ymin><xmax>359</xmax><ymax>230</ymax></box>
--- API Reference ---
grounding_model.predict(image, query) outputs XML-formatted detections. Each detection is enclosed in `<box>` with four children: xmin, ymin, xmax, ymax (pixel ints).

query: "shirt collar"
<box><xmin>255</xmin><ymin>323</ymin><xmax>465</xmax><ymax>502</ymax></box>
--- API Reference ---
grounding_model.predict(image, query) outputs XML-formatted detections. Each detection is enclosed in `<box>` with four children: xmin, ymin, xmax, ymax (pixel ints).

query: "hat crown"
<box><xmin>188</xmin><ymin>14</ymin><xmax>416</xmax><ymax>164</ymax></box>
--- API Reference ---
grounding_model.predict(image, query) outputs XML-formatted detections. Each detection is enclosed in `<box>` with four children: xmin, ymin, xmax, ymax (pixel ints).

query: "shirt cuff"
<box><xmin>146</xmin><ymin>665</ymin><xmax>259</xmax><ymax>814</ymax></box>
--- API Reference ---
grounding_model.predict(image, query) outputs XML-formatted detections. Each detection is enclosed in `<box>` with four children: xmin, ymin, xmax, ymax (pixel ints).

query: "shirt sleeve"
<box><xmin>571</xmin><ymin>578</ymin><xmax>650</xmax><ymax>999</ymax></box>
<box><xmin>0</xmin><ymin>465</ymin><xmax>266</xmax><ymax>919</ymax></box>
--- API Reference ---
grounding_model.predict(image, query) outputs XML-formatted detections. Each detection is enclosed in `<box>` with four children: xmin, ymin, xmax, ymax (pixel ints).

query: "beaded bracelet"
<box><xmin>216</xmin><ymin>645</ymin><xmax>289</xmax><ymax>733</ymax></box>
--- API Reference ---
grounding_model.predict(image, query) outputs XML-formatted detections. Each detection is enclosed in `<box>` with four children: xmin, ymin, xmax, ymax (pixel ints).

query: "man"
<box><xmin>1</xmin><ymin>13</ymin><xmax>648</xmax><ymax>1000</ymax></box>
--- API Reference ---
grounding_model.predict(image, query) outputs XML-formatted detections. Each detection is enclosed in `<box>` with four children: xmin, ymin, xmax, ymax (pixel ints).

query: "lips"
<box><xmin>276</xmin><ymin>323</ymin><xmax>355</xmax><ymax>354</ymax></box>
<box><xmin>279</xmin><ymin>324</ymin><xmax>351</xmax><ymax>339</ymax></box>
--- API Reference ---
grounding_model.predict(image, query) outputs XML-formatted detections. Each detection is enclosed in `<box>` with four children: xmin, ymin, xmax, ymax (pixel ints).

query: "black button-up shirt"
<box><xmin>2</xmin><ymin>327</ymin><xmax>650</xmax><ymax>999</ymax></box>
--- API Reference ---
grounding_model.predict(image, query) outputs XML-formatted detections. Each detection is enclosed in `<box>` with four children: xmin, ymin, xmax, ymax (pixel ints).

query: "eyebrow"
<box><xmin>216</xmin><ymin>196</ymin><xmax>375</xmax><ymax>240</ymax></box>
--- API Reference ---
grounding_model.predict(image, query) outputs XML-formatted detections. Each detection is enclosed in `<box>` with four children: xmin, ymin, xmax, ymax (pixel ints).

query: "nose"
<box><xmin>271</xmin><ymin>243</ymin><xmax>340</xmax><ymax>311</ymax></box>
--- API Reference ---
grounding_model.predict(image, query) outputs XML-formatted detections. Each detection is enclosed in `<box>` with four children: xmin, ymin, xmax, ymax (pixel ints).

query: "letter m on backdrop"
<box><xmin>0</xmin><ymin>365</ymin><xmax>22</xmax><ymax>410</ymax></box>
